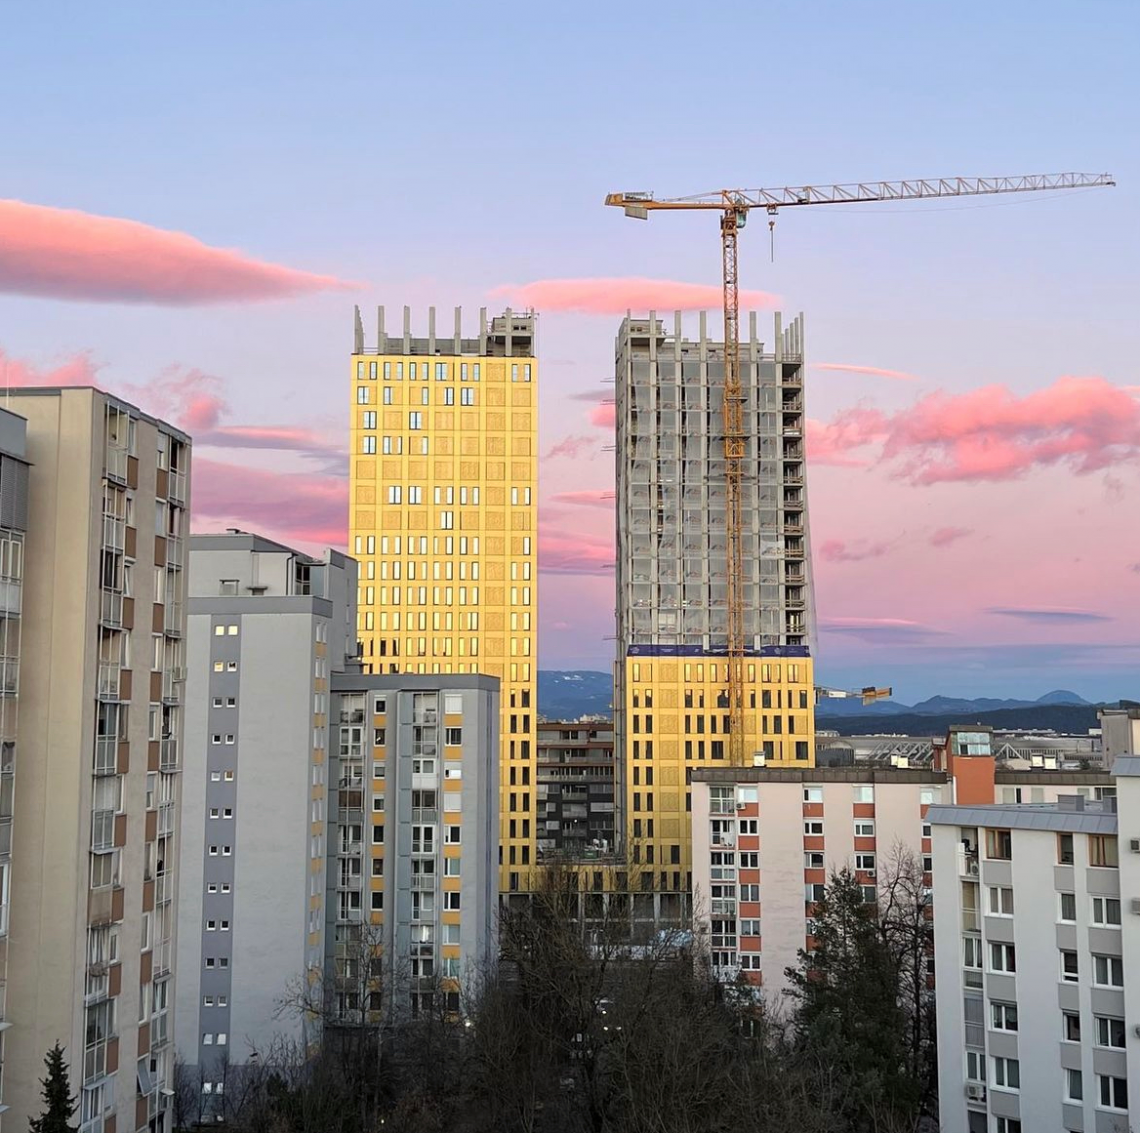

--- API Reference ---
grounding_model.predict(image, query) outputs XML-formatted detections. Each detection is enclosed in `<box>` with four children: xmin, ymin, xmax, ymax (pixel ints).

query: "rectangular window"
<box><xmin>802</xmin><ymin>786</ymin><xmax>822</xmax><ymax>803</ymax></box>
<box><xmin>988</xmin><ymin>887</ymin><xmax>1014</xmax><ymax>916</ymax></box>
<box><xmin>1093</xmin><ymin>954</ymin><xmax>1123</xmax><ymax>987</ymax></box>
<box><xmin>852</xmin><ymin>785</ymin><xmax>874</xmax><ymax>803</ymax></box>
<box><xmin>985</xmin><ymin>828</ymin><xmax>1012</xmax><ymax>859</ymax></box>
<box><xmin>1063</xmin><ymin>1011</ymin><xmax>1081</xmax><ymax>1041</ymax></box>
<box><xmin>1092</xmin><ymin>896</ymin><xmax>1121</xmax><ymax>926</ymax></box>
<box><xmin>989</xmin><ymin>942</ymin><xmax>1016</xmax><ymax>973</ymax></box>
<box><xmin>1059</xmin><ymin>892</ymin><xmax>1076</xmax><ymax>921</ymax></box>
<box><xmin>1098</xmin><ymin>1075</ymin><xmax>1128</xmax><ymax>1111</ymax></box>
<box><xmin>804</xmin><ymin>851</ymin><xmax>824</xmax><ymax>868</ymax></box>
<box><xmin>1065</xmin><ymin>1069</ymin><xmax>1083</xmax><ymax>1103</ymax></box>
<box><xmin>1095</xmin><ymin>1016</ymin><xmax>1126</xmax><ymax>1048</ymax></box>
<box><xmin>444</xmin><ymin>727</ymin><xmax>462</xmax><ymax>746</ymax></box>
<box><xmin>855</xmin><ymin>853</ymin><xmax>876</xmax><ymax>871</ymax></box>
<box><xmin>361</xmin><ymin>436</ymin><xmax>376</xmax><ymax>454</ymax></box>
<box><xmin>803</xmin><ymin>821</ymin><xmax>823</xmax><ymax>836</ymax></box>
<box><xmin>1061</xmin><ymin>950</ymin><xmax>1079</xmax><ymax>982</ymax></box>
<box><xmin>853</xmin><ymin>821</ymin><xmax>875</xmax><ymax>837</ymax></box>
<box><xmin>991</xmin><ymin>1002</ymin><xmax>1018</xmax><ymax>1031</ymax></box>
<box><xmin>1057</xmin><ymin>833</ymin><xmax>1074</xmax><ymax>864</ymax></box>
<box><xmin>409</xmin><ymin>412</ymin><xmax>422</xmax><ymax>429</ymax></box>
<box><xmin>992</xmin><ymin>1056</ymin><xmax>1020</xmax><ymax>1091</ymax></box>
<box><xmin>1089</xmin><ymin>835</ymin><xmax>1119</xmax><ymax>867</ymax></box>
<box><xmin>444</xmin><ymin>891</ymin><xmax>461</xmax><ymax>910</ymax></box>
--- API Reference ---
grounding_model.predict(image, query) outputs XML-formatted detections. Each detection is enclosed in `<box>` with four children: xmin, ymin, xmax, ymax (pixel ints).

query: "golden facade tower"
<box><xmin>350</xmin><ymin>306</ymin><xmax>538</xmax><ymax>894</ymax></box>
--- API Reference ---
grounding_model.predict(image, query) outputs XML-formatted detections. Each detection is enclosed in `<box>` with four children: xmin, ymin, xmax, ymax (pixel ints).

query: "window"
<box><xmin>445</xmin><ymin>826</ymin><xmax>461</xmax><ymax>845</ymax></box>
<box><xmin>992</xmin><ymin>1056</ymin><xmax>1019</xmax><ymax>1091</ymax></box>
<box><xmin>802</xmin><ymin>786</ymin><xmax>822</xmax><ymax>803</ymax></box>
<box><xmin>803</xmin><ymin>821</ymin><xmax>823</xmax><ymax>836</ymax></box>
<box><xmin>1095</xmin><ymin>1016</ymin><xmax>1126</xmax><ymax>1048</ymax></box>
<box><xmin>1063</xmin><ymin>1011</ymin><xmax>1081</xmax><ymax>1041</ymax></box>
<box><xmin>1098</xmin><ymin>1075</ymin><xmax>1128</xmax><ymax>1111</ymax></box>
<box><xmin>444</xmin><ymin>857</ymin><xmax>460</xmax><ymax>877</ymax></box>
<box><xmin>852</xmin><ymin>785</ymin><xmax>874</xmax><ymax>803</ymax></box>
<box><xmin>853</xmin><ymin>820</ymin><xmax>875</xmax><ymax>837</ymax></box>
<box><xmin>1092</xmin><ymin>896</ymin><xmax>1121</xmax><ymax>926</ymax></box>
<box><xmin>1061</xmin><ymin>950</ymin><xmax>1079</xmax><ymax>982</ymax></box>
<box><xmin>965</xmin><ymin>1049</ymin><xmax>985</xmax><ymax>1083</ymax></box>
<box><xmin>1065</xmin><ymin>1069</ymin><xmax>1083</xmax><ymax>1103</ymax></box>
<box><xmin>1059</xmin><ymin>891</ymin><xmax>1076</xmax><ymax>921</ymax></box>
<box><xmin>409</xmin><ymin>412</ymin><xmax>422</xmax><ymax>429</ymax></box>
<box><xmin>985</xmin><ymin>828</ymin><xmax>1012</xmax><ymax>859</ymax></box>
<box><xmin>963</xmin><ymin>935</ymin><xmax>983</xmax><ymax>971</ymax></box>
<box><xmin>387</xmin><ymin>485</ymin><xmax>402</xmax><ymax>504</ymax></box>
<box><xmin>1094</xmin><ymin>954</ymin><xmax>1124</xmax><ymax>987</ymax></box>
<box><xmin>991</xmin><ymin>1002</ymin><xmax>1018</xmax><ymax>1031</ymax></box>
<box><xmin>357</xmin><ymin>386</ymin><xmax>370</xmax><ymax>404</ymax></box>
<box><xmin>855</xmin><ymin>853</ymin><xmax>876</xmax><ymax>871</ymax></box>
<box><xmin>460</xmin><ymin>387</ymin><xmax>475</xmax><ymax>405</ymax></box>
<box><xmin>995</xmin><ymin>1118</ymin><xmax>1021</xmax><ymax>1133</ymax></box>
<box><xmin>361</xmin><ymin>436</ymin><xmax>376</xmax><ymax>454</ymax></box>
<box><xmin>989</xmin><ymin>942</ymin><xmax>1016</xmax><ymax>973</ymax></box>
<box><xmin>444</xmin><ymin>891</ymin><xmax>461</xmax><ymax>910</ymax></box>
<box><xmin>1089</xmin><ymin>835</ymin><xmax>1118</xmax><ymax>867</ymax></box>
<box><xmin>804</xmin><ymin>851</ymin><xmax>824</xmax><ymax>868</ymax></box>
<box><xmin>988</xmin><ymin>886</ymin><xmax>1014</xmax><ymax>916</ymax></box>
<box><xmin>371</xmin><ymin>892</ymin><xmax>384</xmax><ymax>911</ymax></box>
<box><xmin>445</xmin><ymin>727</ymin><xmax>462</xmax><ymax>746</ymax></box>
<box><xmin>1057</xmin><ymin>833</ymin><xmax>1074</xmax><ymax>864</ymax></box>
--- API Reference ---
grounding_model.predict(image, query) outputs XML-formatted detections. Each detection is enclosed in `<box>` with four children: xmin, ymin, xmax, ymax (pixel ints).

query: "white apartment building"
<box><xmin>690</xmin><ymin>727</ymin><xmax>1112</xmax><ymax>1004</ymax></box>
<box><xmin>175</xmin><ymin>533</ymin><xmax>356</xmax><ymax>1107</ymax></box>
<box><xmin>930</xmin><ymin>756</ymin><xmax>1140</xmax><ymax>1133</ymax></box>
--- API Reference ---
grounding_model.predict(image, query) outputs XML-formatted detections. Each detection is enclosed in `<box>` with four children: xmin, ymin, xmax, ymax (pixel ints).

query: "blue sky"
<box><xmin>1</xmin><ymin>0</ymin><xmax>1138</xmax><ymax>700</ymax></box>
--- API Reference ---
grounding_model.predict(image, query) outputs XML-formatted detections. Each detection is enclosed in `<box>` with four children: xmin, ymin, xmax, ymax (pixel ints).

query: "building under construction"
<box><xmin>613</xmin><ymin>310</ymin><xmax>817</xmax><ymax>907</ymax></box>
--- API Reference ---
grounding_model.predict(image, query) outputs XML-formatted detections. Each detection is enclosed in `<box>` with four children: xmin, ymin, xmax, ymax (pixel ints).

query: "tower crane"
<box><xmin>606</xmin><ymin>172</ymin><xmax>1115</xmax><ymax>765</ymax></box>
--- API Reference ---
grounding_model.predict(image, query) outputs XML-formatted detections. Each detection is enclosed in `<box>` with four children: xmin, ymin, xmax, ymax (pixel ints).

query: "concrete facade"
<box><xmin>536</xmin><ymin>721</ymin><xmax>616</xmax><ymax>859</ymax></box>
<box><xmin>174</xmin><ymin>533</ymin><xmax>357</xmax><ymax>1104</ymax></box>
<box><xmin>931</xmin><ymin>761</ymin><xmax>1140</xmax><ymax>1133</ymax></box>
<box><xmin>3</xmin><ymin>388</ymin><xmax>189</xmax><ymax>1133</ymax></box>
<box><xmin>327</xmin><ymin>674</ymin><xmax>498</xmax><ymax>1021</ymax></box>
<box><xmin>613</xmin><ymin>311</ymin><xmax>818</xmax><ymax>905</ymax></box>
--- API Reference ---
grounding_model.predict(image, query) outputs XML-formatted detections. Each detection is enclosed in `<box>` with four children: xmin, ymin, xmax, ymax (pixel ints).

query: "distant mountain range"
<box><xmin>538</xmin><ymin>672</ymin><xmax>1100</xmax><ymax>729</ymax></box>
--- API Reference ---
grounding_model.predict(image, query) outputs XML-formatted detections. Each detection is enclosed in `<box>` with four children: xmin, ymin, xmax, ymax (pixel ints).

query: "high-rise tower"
<box><xmin>614</xmin><ymin>311</ymin><xmax>816</xmax><ymax>910</ymax></box>
<box><xmin>349</xmin><ymin>306</ymin><xmax>538</xmax><ymax>895</ymax></box>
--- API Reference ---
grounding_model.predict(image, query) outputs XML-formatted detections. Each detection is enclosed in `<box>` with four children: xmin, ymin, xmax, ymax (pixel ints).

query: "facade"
<box><xmin>326</xmin><ymin>674</ymin><xmax>498</xmax><ymax>1021</ymax></box>
<box><xmin>174</xmin><ymin>533</ymin><xmax>357</xmax><ymax>1099</ymax></box>
<box><xmin>0</xmin><ymin>410</ymin><xmax>29</xmax><ymax>1120</ymax></box>
<box><xmin>930</xmin><ymin>758</ymin><xmax>1140</xmax><ymax>1133</ymax></box>
<box><xmin>614</xmin><ymin>311</ymin><xmax>816</xmax><ymax>905</ymax></box>
<box><xmin>691</xmin><ymin>734</ymin><xmax>1114</xmax><ymax>1004</ymax></box>
<box><xmin>4</xmin><ymin>388</ymin><xmax>189</xmax><ymax>1133</ymax></box>
<box><xmin>536</xmin><ymin>721</ymin><xmax>616</xmax><ymax>860</ymax></box>
<box><xmin>349</xmin><ymin>306</ymin><xmax>537</xmax><ymax>894</ymax></box>
<box><xmin>1099</xmin><ymin>707</ymin><xmax>1140</xmax><ymax>769</ymax></box>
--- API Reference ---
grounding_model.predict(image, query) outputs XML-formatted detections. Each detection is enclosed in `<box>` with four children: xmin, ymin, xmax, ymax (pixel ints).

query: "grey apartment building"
<box><xmin>326</xmin><ymin>674</ymin><xmax>498</xmax><ymax>1022</ymax></box>
<box><xmin>3</xmin><ymin>388</ymin><xmax>189</xmax><ymax>1133</ymax></box>
<box><xmin>174</xmin><ymin>533</ymin><xmax>356</xmax><ymax>1103</ymax></box>
<box><xmin>536</xmin><ymin>721</ymin><xmax>616</xmax><ymax>859</ymax></box>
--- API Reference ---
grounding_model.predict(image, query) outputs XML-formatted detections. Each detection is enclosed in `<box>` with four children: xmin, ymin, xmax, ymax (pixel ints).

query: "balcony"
<box><xmin>100</xmin><ymin>589</ymin><xmax>123</xmax><ymax>629</ymax></box>
<box><xmin>163</xmin><ymin>601</ymin><xmax>183</xmax><ymax>636</ymax></box>
<box><xmin>159</xmin><ymin>738</ymin><xmax>178</xmax><ymax>771</ymax></box>
<box><xmin>958</xmin><ymin>848</ymin><xmax>980</xmax><ymax>879</ymax></box>
<box><xmin>0</xmin><ymin>579</ymin><xmax>22</xmax><ymax>617</ymax></box>
<box><xmin>167</xmin><ymin>469</ymin><xmax>187</xmax><ymax>505</ymax></box>
<box><xmin>97</xmin><ymin>664</ymin><xmax>121</xmax><ymax>701</ymax></box>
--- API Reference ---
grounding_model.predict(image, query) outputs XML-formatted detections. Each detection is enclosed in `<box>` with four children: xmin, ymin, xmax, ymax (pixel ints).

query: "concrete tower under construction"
<box><xmin>614</xmin><ymin>310</ymin><xmax>817</xmax><ymax>905</ymax></box>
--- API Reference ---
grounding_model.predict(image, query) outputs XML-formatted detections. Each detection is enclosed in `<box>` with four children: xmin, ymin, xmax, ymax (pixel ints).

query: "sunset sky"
<box><xmin>1</xmin><ymin>1</ymin><xmax>1138</xmax><ymax>701</ymax></box>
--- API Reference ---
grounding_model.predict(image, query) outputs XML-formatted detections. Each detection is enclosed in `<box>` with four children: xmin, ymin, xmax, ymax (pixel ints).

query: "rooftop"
<box><xmin>927</xmin><ymin>796</ymin><xmax>1118</xmax><ymax>834</ymax></box>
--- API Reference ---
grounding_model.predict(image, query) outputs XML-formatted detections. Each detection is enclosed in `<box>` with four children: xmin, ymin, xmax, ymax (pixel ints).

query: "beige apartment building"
<box><xmin>691</xmin><ymin>728</ymin><xmax>1114</xmax><ymax>1003</ymax></box>
<box><xmin>4</xmin><ymin>388</ymin><xmax>189</xmax><ymax>1133</ymax></box>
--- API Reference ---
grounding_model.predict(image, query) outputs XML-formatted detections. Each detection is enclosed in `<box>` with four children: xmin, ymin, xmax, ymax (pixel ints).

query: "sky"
<box><xmin>1</xmin><ymin>0</ymin><xmax>1138</xmax><ymax>702</ymax></box>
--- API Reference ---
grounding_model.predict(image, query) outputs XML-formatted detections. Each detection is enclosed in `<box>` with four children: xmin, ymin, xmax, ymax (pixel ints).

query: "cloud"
<box><xmin>818</xmin><ymin>538</ymin><xmax>891</xmax><ymax>563</ymax></box>
<box><xmin>0</xmin><ymin>347</ymin><xmax>101</xmax><ymax>388</ymax></box>
<box><xmin>590</xmin><ymin>402</ymin><xmax>616</xmax><ymax>429</ymax></box>
<box><xmin>1131</xmin><ymin>563</ymin><xmax>1140</xmax><ymax>574</ymax></box>
<box><xmin>543</xmin><ymin>434</ymin><xmax>600</xmax><ymax>461</ymax></box>
<box><xmin>929</xmin><ymin>526</ymin><xmax>972</xmax><ymax>548</ymax></box>
<box><xmin>806</xmin><ymin>411</ymin><xmax>883</xmax><ymax>467</ymax></box>
<box><xmin>0</xmin><ymin>199</ymin><xmax>356</xmax><ymax>305</ymax></box>
<box><xmin>819</xmin><ymin>616</ymin><xmax>947</xmax><ymax>644</ymax></box>
<box><xmin>812</xmin><ymin>376</ymin><xmax>1140</xmax><ymax>485</ymax></box>
<box><xmin>489</xmin><ymin>277</ymin><xmax>778</xmax><ymax>315</ymax></box>
<box><xmin>191</xmin><ymin>456</ymin><xmax>348</xmax><ymax>548</ymax></box>
<box><xmin>568</xmin><ymin>388</ymin><xmax>614</xmax><ymax>403</ymax></box>
<box><xmin>548</xmin><ymin>490</ymin><xmax>613</xmax><ymax>509</ymax></box>
<box><xmin>539</xmin><ymin>526</ymin><xmax>614</xmax><ymax>575</ymax></box>
<box><xmin>986</xmin><ymin>606</ymin><xmax>1111</xmax><ymax>624</ymax></box>
<box><xmin>814</xmin><ymin>362</ymin><xmax>920</xmax><ymax>382</ymax></box>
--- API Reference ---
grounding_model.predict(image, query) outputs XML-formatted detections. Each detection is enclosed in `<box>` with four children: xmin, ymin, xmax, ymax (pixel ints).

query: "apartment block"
<box><xmin>174</xmin><ymin>533</ymin><xmax>356</xmax><ymax>1101</ymax></box>
<box><xmin>614</xmin><ymin>311</ymin><xmax>816</xmax><ymax>906</ymax></box>
<box><xmin>349</xmin><ymin>307</ymin><xmax>536</xmax><ymax>894</ymax></box>
<box><xmin>691</xmin><ymin>729</ymin><xmax>1113</xmax><ymax>1003</ymax></box>
<box><xmin>930</xmin><ymin>758</ymin><xmax>1140</xmax><ymax>1132</ymax></box>
<box><xmin>326</xmin><ymin>674</ymin><xmax>498</xmax><ymax>1021</ymax></box>
<box><xmin>4</xmin><ymin>388</ymin><xmax>189</xmax><ymax>1133</ymax></box>
<box><xmin>1099</xmin><ymin>707</ymin><xmax>1140</xmax><ymax>769</ymax></box>
<box><xmin>536</xmin><ymin>721</ymin><xmax>616</xmax><ymax>859</ymax></box>
<box><xmin>0</xmin><ymin>410</ymin><xmax>29</xmax><ymax>1120</ymax></box>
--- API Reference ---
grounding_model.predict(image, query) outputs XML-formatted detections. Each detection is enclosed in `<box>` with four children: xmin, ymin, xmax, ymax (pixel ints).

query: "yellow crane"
<box><xmin>606</xmin><ymin>172</ymin><xmax>1115</xmax><ymax>764</ymax></box>
<box><xmin>816</xmin><ymin>685</ymin><xmax>893</xmax><ymax>706</ymax></box>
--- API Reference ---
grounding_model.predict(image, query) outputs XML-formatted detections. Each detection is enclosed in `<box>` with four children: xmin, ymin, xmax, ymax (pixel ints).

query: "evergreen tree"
<box><xmin>784</xmin><ymin>868</ymin><xmax>920</xmax><ymax>1132</ymax></box>
<box><xmin>29</xmin><ymin>1043</ymin><xmax>78</xmax><ymax>1133</ymax></box>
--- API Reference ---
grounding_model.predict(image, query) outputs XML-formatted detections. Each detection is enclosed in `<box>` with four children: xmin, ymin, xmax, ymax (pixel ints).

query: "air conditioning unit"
<box><xmin>966</xmin><ymin>859</ymin><xmax>980</xmax><ymax>877</ymax></box>
<box><xmin>1130</xmin><ymin>898</ymin><xmax>1140</xmax><ymax>916</ymax></box>
<box><xmin>865</xmin><ymin>871</ymin><xmax>877</xmax><ymax>881</ymax></box>
<box><xmin>1130</xmin><ymin>837</ymin><xmax>1140</xmax><ymax>853</ymax></box>
<box><xmin>736</xmin><ymin>802</ymin><xmax>747</xmax><ymax>811</ymax></box>
<box><xmin>965</xmin><ymin>1084</ymin><xmax>986</xmax><ymax>1102</ymax></box>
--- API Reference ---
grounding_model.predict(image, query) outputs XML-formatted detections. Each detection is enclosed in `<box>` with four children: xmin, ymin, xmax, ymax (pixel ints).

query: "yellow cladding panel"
<box><xmin>349</xmin><ymin>351</ymin><xmax>538</xmax><ymax>893</ymax></box>
<box><xmin>624</xmin><ymin>655</ymin><xmax>815</xmax><ymax>878</ymax></box>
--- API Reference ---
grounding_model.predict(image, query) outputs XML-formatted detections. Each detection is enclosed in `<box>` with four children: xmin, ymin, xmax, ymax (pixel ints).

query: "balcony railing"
<box><xmin>100</xmin><ymin>589</ymin><xmax>122</xmax><ymax>628</ymax></box>
<box><xmin>0</xmin><ymin>579</ymin><xmax>22</xmax><ymax>617</ymax></box>
<box><xmin>97</xmin><ymin>664</ymin><xmax>120</xmax><ymax>700</ymax></box>
<box><xmin>159</xmin><ymin>738</ymin><xmax>178</xmax><ymax>771</ymax></box>
<box><xmin>167</xmin><ymin>469</ymin><xmax>187</xmax><ymax>504</ymax></box>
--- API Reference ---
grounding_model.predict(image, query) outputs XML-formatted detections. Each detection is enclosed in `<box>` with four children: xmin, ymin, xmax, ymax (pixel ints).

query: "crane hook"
<box><xmin>769</xmin><ymin>218</ymin><xmax>776</xmax><ymax>263</ymax></box>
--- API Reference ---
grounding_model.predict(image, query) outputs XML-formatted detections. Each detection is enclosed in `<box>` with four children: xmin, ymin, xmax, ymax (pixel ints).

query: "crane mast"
<box><xmin>607</xmin><ymin>172</ymin><xmax>1114</xmax><ymax>767</ymax></box>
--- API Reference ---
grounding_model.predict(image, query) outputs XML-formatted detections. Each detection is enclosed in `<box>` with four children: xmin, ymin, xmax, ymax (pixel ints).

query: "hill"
<box><xmin>819</xmin><ymin>703</ymin><xmax>1101</xmax><ymax>737</ymax></box>
<box><xmin>538</xmin><ymin>670</ymin><xmax>613</xmax><ymax>720</ymax></box>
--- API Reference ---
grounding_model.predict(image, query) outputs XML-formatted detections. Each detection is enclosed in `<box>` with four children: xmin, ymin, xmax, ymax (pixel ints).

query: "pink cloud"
<box><xmin>539</xmin><ymin>525</ymin><xmax>614</xmax><ymax>575</ymax></box>
<box><xmin>0</xmin><ymin>347</ymin><xmax>100</xmax><ymax>388</ymax></box>
<box><xmin>544</xmin><ymin>434</ymin><xmax>599</xmax><ymax>461</ymax></box>
<box><xmin>191</xmin><ymin>456</ymin><xmax>348</xmax><ymax>548</ymax></box>
<box><xmin>929</xmin><ymin>526</ymin><xmax>972</xmax><ymax>548</ymax></box>
<box><xmin>818</xmin><ymin>538</ymin><xmax>891</xmax><ymax>563</ymax></box>
<box><xmin>0</xmin><ymin>199</ymin><xmax>356</xmax><ymax>305</ymax></box>
<box><xmin>806</xmin><ymin>410</ymin><xmax>885</xmax><ymax>466</ymax></box>
<box><xmin>548</xmin><ymin>490</ymin><xmax>613</xmax><ymax>509</ymax></box>
<box><xmin>812</xmin><ymin>376</ymin><xmax>1140</xmax><ymax>485</ymax></box>
<box><xmin>590</xmin><ymin>402</ymin><xmax>616</xmax><ymax>429</ymax></box>
<box><xmin>814</xmin><ymin>362</ymin><xmax>920</xmax><ymax>382</ymax></box>
<box><xmin>489</xmin><ymin>277</ymin><xmax>778</xmax><ymax>315</ymax></box>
